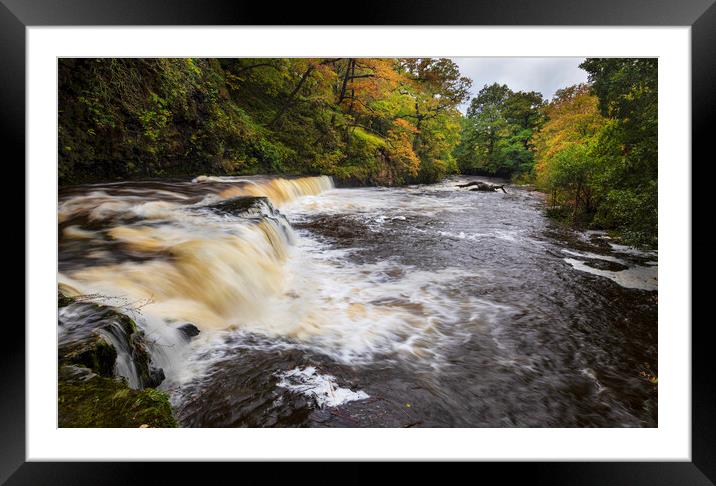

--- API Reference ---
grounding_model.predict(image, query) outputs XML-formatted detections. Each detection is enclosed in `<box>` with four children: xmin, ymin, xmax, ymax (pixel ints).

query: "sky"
<box><xmin>452</xmin><ymin>57</ymin><xmax>588</xmax><ymax>113</ymax></box>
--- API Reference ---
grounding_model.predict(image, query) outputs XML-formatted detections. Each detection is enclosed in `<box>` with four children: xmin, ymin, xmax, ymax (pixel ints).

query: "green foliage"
<box><xmin>352</xmin><ymin>127</ymin><xmax>387</xmax><ymax>149</ymax></box>
<box><xmin>578</xmin><ymin>59</ymin><xmax>658</xmax><ymax>247</ymax></box>
<box><xmin>455</xmin><ymin>83</ymin><xmax>545</xmax><ymax>178</ymax></box>
<box><xmin>533</xmin><ymin>59</ymin><xmax>658</xmax><ymax>247</ymax></box>
<box><xmin>59</xmin><ymin>58</ymin><xmax>254</xmax><ymax>181</ymax></box>
<box><xmin>59</xmin><ymin>57</ymin><xmax>469</xmax><ymax>186</ymax></box>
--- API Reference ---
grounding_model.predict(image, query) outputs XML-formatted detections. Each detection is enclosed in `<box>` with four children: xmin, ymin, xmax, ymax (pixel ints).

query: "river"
<box><xmin>58</xmin><ymin>175</ymin><xmax>658</xmax><ymax>427</ymax></box>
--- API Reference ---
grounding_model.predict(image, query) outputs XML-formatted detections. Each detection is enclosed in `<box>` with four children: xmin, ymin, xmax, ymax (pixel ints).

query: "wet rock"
<box><xmin>207</xmin><ymin>196</ymin><xmax>274</xmax><ymax>217</ymax></box>
<box><xmin>58</xmin><ymin>292</ymin><xmax>165</xmax><ymax>390</ymax></box>
<box><xmin>61</xmin><ymin>333</ymin><xmax>118</xmax><ymax>378</ymax></box>
<box><xmin>59</xmin><ymin>364</ymin><xmax>97</xmax><ymax>383</ymax></box>
<box><xmin>295</xmin><ymin>215</ymin><xmax>369</xmax><ymax>241</ymax></box>
<box><xmin>583</xmin><ymin>259</ymin><xmax>630</xmax><ymax>272</ymax></box>
<box><xmin>58</xmin><ymin>291</ymin><xmax>75</xmax><ymax>308</ymax></box>
<box><xmin>58</xmin><ymin>292</ymin><xmax>177</xmax><ymax>428</ymax></box>
<box><xmin>457</xmin><ymin>181</ymin><xmax>507</xmax><ymax>193</ymax></box>
<box><xmin>146</xmin><ymin>366</ymin><xmax>166</xmax><ymax>388</ymax></box>
<box><xmin>177</xmin><ymin>323</ymin><xmax>201</xmax><ymax>341</ymax></box>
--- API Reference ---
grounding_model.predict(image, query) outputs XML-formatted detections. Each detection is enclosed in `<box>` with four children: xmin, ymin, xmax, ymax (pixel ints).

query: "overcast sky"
<box><xmin>452</xmin><ymin>58</ymin><xmax>588</xmax><ymax>113</ymax></box>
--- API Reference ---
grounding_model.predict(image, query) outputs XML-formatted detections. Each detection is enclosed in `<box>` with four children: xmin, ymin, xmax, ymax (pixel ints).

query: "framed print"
<box><xmin>5</xmin><ymin>0</ymin><xmax>710</xmax><ymax>482</ymax></box>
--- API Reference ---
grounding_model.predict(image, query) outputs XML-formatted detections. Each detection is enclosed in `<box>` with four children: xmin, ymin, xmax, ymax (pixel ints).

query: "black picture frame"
<box><xmin>5</xmin><ymin>0</ymin><xmax>709</xmax><ymax>482</ymax></box>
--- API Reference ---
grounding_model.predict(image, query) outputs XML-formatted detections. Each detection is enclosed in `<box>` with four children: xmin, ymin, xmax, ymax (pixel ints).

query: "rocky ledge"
<box><xmin>57</xmin><ymin>291</ymin><xmax>177</xmax><ymax>427</ymax></box>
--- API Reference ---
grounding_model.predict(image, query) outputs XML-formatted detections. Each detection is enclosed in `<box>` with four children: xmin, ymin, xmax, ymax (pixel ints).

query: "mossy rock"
<box><xmin>58</xmin><ymin>291</ymin><xmax>75</xmax><ymax>308</ymax></box>
<box><xmin>59</xmin><ymin>365</ymin><xmax>177</xmax><ymax>428</ymax></box>
<box><xmin>62</xmin><ymin>334</ymin><xmax>118</xmax><ymax>377</ymax></box>
<box><xmin>58</xmin><ymin>291</ymin><xmax>164</xmax><ymax>389</ymax></box>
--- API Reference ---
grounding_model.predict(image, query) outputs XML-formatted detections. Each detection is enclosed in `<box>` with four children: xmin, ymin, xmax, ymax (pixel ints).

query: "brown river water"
<box><xmin>58</xmin><ymin>175</ymin><xmax>657</xmax><ymax>427</ymax></box>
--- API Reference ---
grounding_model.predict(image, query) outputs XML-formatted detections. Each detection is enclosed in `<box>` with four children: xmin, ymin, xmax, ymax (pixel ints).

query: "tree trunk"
<box><xmin>457</xmin><ymin>181</ymin><xmax>507</xmax><ymax>193</ymax></box>
<box><xmin>348</xmin><ymin>59</ymin><xmax>356</xmax><ymax>115</ymax></box>
<box><xmin>337</xmin><ymin>58</ymin><xmax>353</xmax><ymax>106</ymax></box>
<box><xmin>412</xmin><ymin>101</ymin><xmax>423</xmax><ymax>153</ymax></box>
<box><xmin>573</xmin><ymin>183</ymin><xmax>582</xmax><ymax>218</ymax></box>
<box><xmin>269</xmin><ymin>64</ymin><xmax>314</xmax><ymax>129</ymax></box>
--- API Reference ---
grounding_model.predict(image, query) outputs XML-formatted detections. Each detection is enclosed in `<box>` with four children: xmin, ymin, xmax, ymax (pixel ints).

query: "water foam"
<box><xmin>564</xmin><ymin>258</ymin><xmax>657</xmax><ymax>291</ymax></box>
<box><xmin>274</xmin><ymin>367</ymin><xmax>369</xmax><ymax>408</ymax></box>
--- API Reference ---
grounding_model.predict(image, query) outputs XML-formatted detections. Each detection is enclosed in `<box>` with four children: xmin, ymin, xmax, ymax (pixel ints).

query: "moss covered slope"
<box><xmin>59</xmin><ymin>367</ymin><xmax>176</xmax><ymax>428</ymax></box>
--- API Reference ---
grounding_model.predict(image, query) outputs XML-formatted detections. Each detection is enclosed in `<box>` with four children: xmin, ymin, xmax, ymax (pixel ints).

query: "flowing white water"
<box><xmin>59</xmin><ymin>175</ymin><xmax>497</xmax><ymax>386</ymax></box>
<box><xmin>563</xmin><ymin>258</ymin><xmax>658</xmax><ymax>291</ymax></box>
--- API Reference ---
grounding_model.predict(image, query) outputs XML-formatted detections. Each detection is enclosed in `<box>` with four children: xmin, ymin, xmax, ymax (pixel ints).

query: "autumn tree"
<box><xmin>396</xmin><ymin>58</ymin><xmax>471</xmax><ymax>181</ymax></box>
<box><xmin>533</xmin><ymin>84</ymin><xmax>607</xmax><ymax>216</ymax></box>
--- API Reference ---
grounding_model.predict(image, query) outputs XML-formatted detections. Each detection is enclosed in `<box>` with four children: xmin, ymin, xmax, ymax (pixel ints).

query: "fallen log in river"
<box><xmin>456</xmin><ymin>181</ymin><xmax>507</xmax><ymax>193</ymax></box>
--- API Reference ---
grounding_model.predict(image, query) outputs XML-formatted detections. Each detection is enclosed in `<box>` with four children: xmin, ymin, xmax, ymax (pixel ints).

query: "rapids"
<box><xmin>58</xmin><ymin>175</ymin><xmax>657</xmax><ymax>427</ymax></box>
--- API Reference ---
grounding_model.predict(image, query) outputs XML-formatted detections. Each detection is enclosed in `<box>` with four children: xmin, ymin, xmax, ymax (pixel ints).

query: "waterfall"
<box><xmin>58</xmin><ymin>176</ymin><xmax>335</xmax><ymax>384</ymax></box>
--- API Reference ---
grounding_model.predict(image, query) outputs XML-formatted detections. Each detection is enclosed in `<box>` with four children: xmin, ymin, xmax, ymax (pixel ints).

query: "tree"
<box><xmin>580</xmin><ymin>58</ymin><xmax>658</xmax><ymax>246</ymax></box>
<box><xmin>455</xmin><ymin>83</ymin><xmax>545</xmax><ymax>178</ymax></box>
<box><xmin>533</xmin><ymin>63</ymin><xmax>657</xmax><ymax>248</ymax></box>
<box><xmin>399</xmin><ymin>58</ymin><xmax>472</xmax><ymax>126</ymax></box>
<box><xmin>392</xmin><ymin>58</ymin><xmax>471</xmax><ymax>181</ymax></box>
<box><xmin>533</xmin><ymin>84</ymin><xmax>606</xmax><ymax>218</ymax></box>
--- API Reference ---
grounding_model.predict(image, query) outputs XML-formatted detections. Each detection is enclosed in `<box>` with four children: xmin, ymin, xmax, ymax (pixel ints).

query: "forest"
<box><xmin>58</xmin><ymin>57</ymin><xmax>657</xmax><ymax>246</ymax></box>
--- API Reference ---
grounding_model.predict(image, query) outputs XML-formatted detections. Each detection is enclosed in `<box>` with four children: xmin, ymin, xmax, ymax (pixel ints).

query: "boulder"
<box><xmin>207</xmin><ymin>196</ymin><xmax>274</xmax><ymax>217</ymax></box>
<box><xmin>177</xmin><ymin>323</ymin><xmax>201</xmax><ymax>341</ymax></box>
